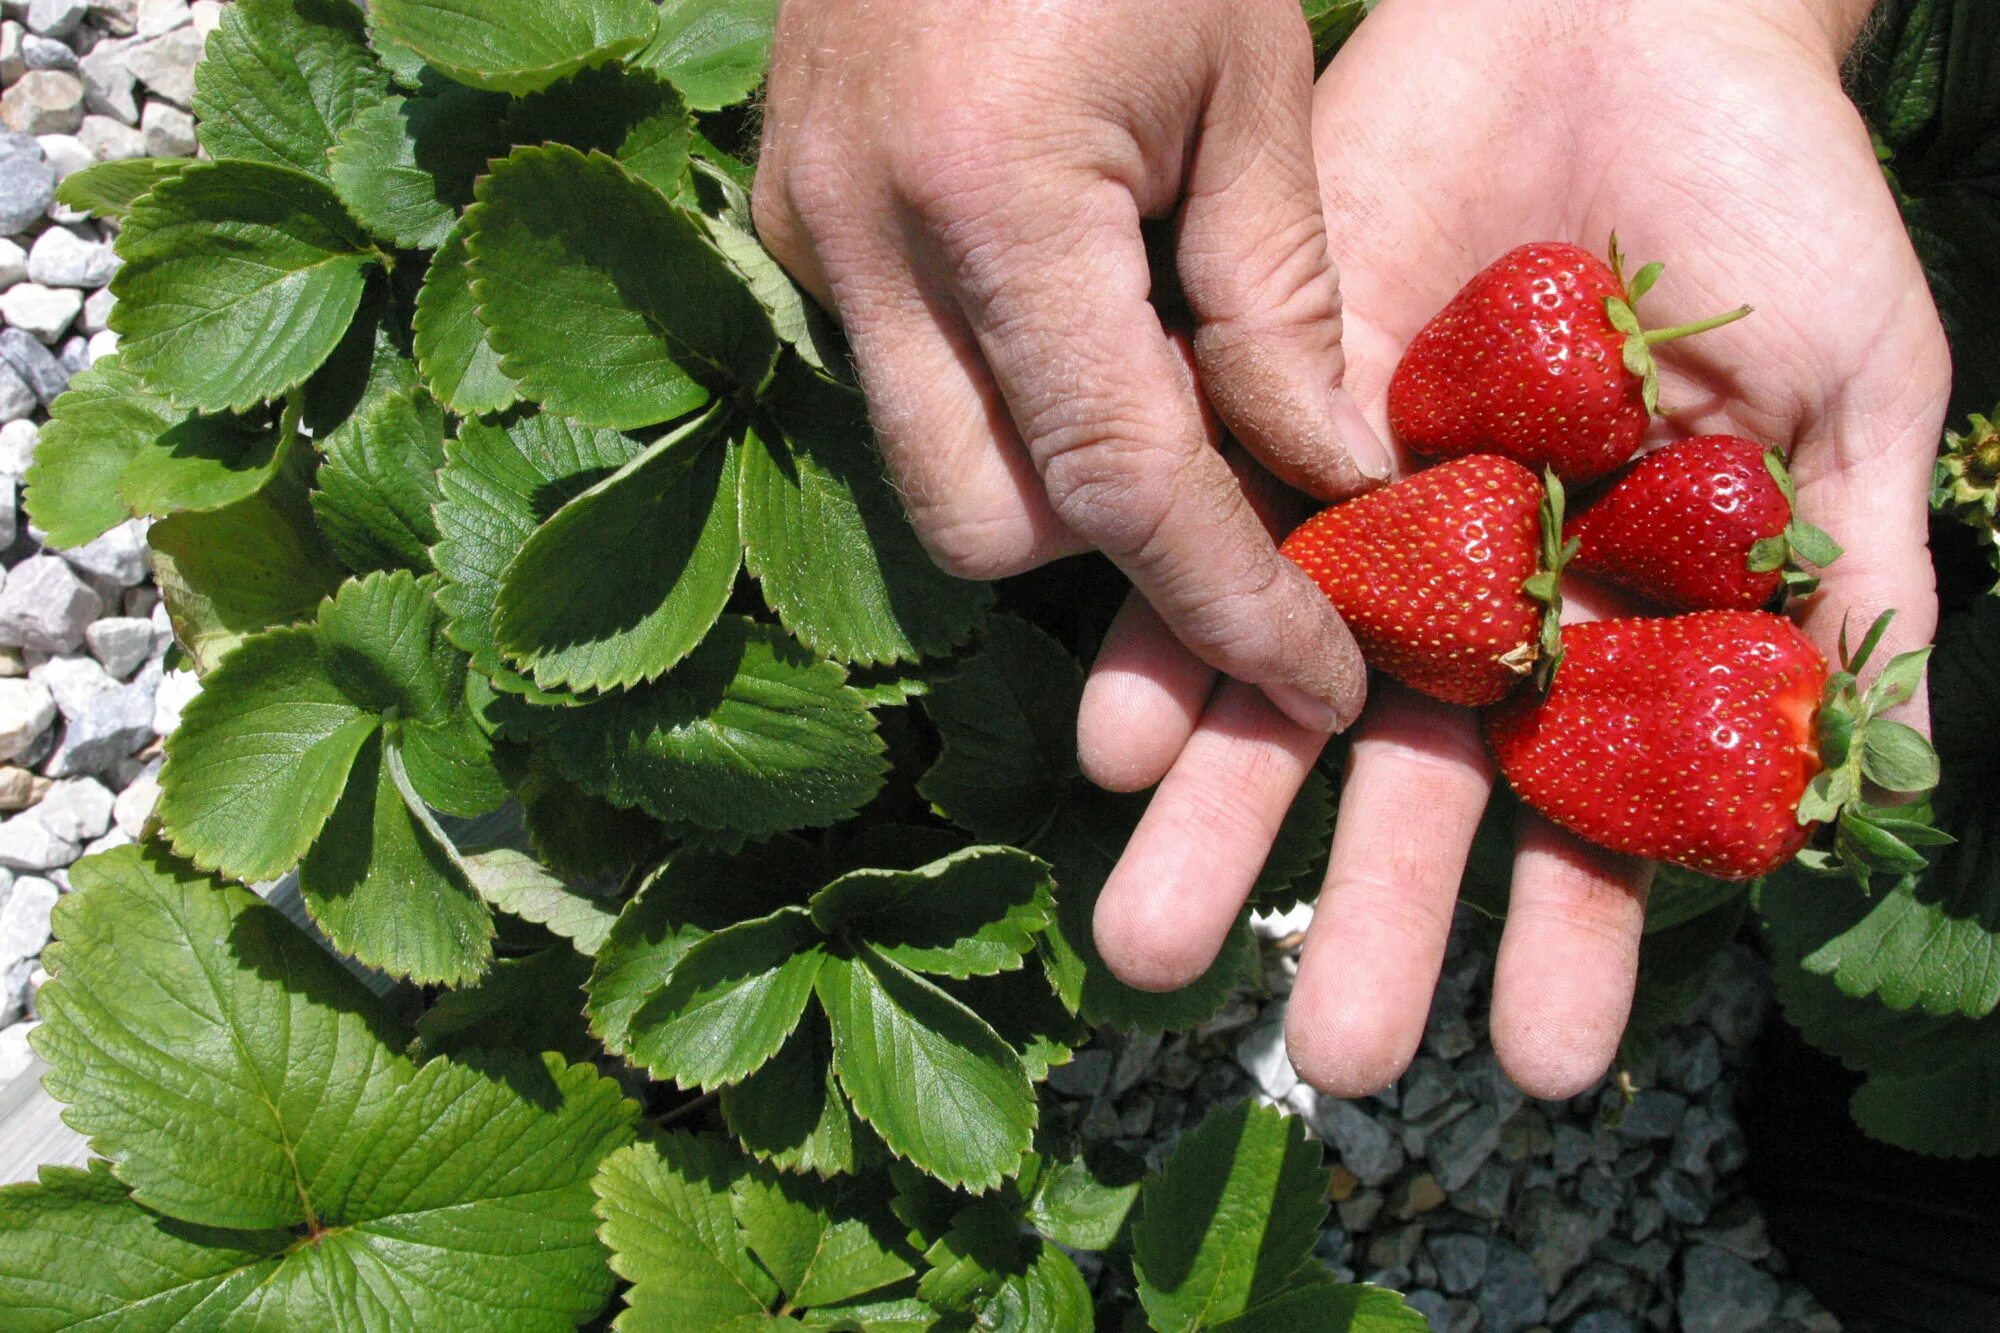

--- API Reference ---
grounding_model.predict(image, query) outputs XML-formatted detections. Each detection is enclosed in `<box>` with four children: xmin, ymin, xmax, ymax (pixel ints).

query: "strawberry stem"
<box><xmin>1641</xmin><ymin>305</ymin><xmax>1754</xmax><ymax>346</ymax></box>
<box><xmin>1525</xmin><ymin>468</ymin><xmax>1578</xmax><ymax>691</ymax></box>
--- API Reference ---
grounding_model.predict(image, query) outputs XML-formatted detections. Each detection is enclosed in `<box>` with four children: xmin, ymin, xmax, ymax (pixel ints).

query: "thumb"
<box><xmin>1175</xmin><ymin>2</ymin><xmax>1393</xmax><ymax>499</ymax></box>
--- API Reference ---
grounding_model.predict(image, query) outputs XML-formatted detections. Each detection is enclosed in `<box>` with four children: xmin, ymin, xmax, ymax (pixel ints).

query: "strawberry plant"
<box><xmin>0</xmin><ymin>0</ymin><xmax>1995</xmax><ymax>1325</ymax></box>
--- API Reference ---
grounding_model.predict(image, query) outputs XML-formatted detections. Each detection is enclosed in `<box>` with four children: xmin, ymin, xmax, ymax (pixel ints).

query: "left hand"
<box><xmin>1084</xmin><ymin>0</ymin><xmax>1952</xmax><ymax>1098</ymax></box>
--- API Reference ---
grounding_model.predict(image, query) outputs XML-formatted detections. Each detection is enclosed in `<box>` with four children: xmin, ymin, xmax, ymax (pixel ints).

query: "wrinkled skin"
<box><xmin>759</xmin><ymin>0</ymin><xmax>1949</xmax><ymax>1098</ymax></box>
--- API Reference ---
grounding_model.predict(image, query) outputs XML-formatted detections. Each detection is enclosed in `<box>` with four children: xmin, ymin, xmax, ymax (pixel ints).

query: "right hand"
<box><xmin>753</xmin><ymin>0</ymin><xmax>1393</xmax><ymax>744</ymax></box>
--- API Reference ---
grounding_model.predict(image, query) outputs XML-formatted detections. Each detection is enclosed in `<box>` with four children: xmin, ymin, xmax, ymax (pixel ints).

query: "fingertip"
<box><xmin>1078</xmin><ymin>668</ymin><xmax>1189</xmax><ymax>792</ymax></box>
<box><xmin>1284</xmin><ymin>990</ymin><xmax>1422</xmax><ymax>1098</ymax></box>
<box><xmin>1090</xmin><ymin>882</ymin><xmax>1210</xmax><ymax>993</ymax></box>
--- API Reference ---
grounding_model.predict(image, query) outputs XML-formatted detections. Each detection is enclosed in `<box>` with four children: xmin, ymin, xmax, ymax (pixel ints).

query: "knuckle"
<box><xmin>1036</xmin><ymin>432</ymin><xmax>1182</xmax><ymax>558</ymax></box>
<box><xmin>909</xmin><ymin>510</ymin><xmax>1043</xmax><ymax>582</ymax></box>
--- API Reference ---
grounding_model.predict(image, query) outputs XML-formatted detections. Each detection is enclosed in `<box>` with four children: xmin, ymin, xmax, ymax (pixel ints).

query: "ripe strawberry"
<box><xmin>1566</xmin><ymin>436</ymin><xmax>1843</xmax><ymax>611</ymax></box>
<box><xmin>1279</xmin><ymin>455</ymin><xmax>1571</xmax><ymax>707</ymax></box>
<box><xmin>1388</xmin><ymin>238</ymin><xmax>1751</xmax><ymax>484</ymax></box>
<box><xmin>1486</xmin><ymin>610</ymin><xmax>1941</xmax><ymax>880</ymax></box>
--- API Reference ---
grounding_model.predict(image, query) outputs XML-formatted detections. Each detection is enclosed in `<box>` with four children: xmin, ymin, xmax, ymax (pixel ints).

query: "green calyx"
<box><xmin>1795</xmin><ymin>609</ymin><xmax>1952</xmax><ymax>884</ymax></box>
<box><xmin>1604</xmin><ymin>233</ymin><xmax>1753</xmax><ymax>416</ymax></box>
<box><xmin>1512</xmin><ymin>467</ymin><xmax>1579</xmax><ymax>691</ymax></box>
<box><xmin>1745</xmin><ymin>446</ymin><xmax>1844</xmax><ymax>597</ymax></box>
<box><xmin>1932</xmin><ymin>409</ymin><xmax>2000</xmax><ymax>570</ymax></box>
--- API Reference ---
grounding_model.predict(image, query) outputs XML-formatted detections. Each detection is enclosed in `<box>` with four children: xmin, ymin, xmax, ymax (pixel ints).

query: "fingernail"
<box><xmin>1264</xmin><ymin>683</ymin><xmax>1341</xmax><ymax>734</ymax></box>
<box><xmin>1330</xmin><ymin>386</ymin><xmax>1395</xmax><ymax>484</ymax></box>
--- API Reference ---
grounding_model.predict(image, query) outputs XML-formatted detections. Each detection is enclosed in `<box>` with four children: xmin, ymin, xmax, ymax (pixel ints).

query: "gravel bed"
<box><xmin>0</xmin><ymin>0</ymin><xmax>211</xmax><ymax>1089</ymax></box>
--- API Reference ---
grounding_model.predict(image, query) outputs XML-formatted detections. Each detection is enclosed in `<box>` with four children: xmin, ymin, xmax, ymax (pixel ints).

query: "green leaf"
<box><xmin>33</xmin><ymin>849</ymin><xmax>634</xmax><ymax>1332</ymax></box>
<box><xmin>918</xmin><ymin>617</ymin><xmax>1083</xmax><ymax>844</ymax></box>
<box><xmin>817</xmin><ymin>945</ymin><xmax>1035</xmax><ymax>1192</ymax></box>
<box><xmin>690</xmin><ymin>163</ymin><xmax>841</xmax><ymax>371</ymax></box>
<box><xmin>414</xmin><ymin>945</ymin><xmax>598</xmax><ymax>1063</ymax></box>
<box><xmin>916</xmin><ymin>1195</ymin><xmax>1026</xmax><ymax>1311</ymax></box>
<box><xmin>53</xmin><ymin>157</ymin><xmax>189</xmax><ymax>219</ymax></box>
<box><xmin>23</xmin><ymin>356</ymin><xmax>183</xmax><ymax>549</ymax></box>
<box><xmin>593</xmin><ymin>1136</ymin><xmax>780</xmax><ymax>1330</ymax></box>
<box><xmin>298</xmin><ymin>731</ymin><xmax>495</xmax><ymax>984</ymax></box>
<box><xmin>462</xmin><ymin>846</ymin><xmax>620</xmax><ymax>956</ymax></box>
<box><xmin>464</xmin><ymin>145</ymin><xmax>776</xmax><ymax>429</ymax></box>
<box><xmin>730</xmin><ymin>1163</ymin><xmax>916</xmax><ymax>1310</ymax></box>
<box><xmin>1026</xmin><ymin>1148</ymin><xmax>1144</xmax><ymax>1251</ymax></box>
<box><xmin>316</xmin><ymin>569</ymin><xmax>462</xmax><ymax>723</ymax></box>
<box><xmin>743</xmin><ymin>369</ymin><xmax>992</xmax><ymax>666</ymax></box>
<box><xmin>506</xmin><ymin>63</ymin><xmax>694</xmax><ymax>199</ymax></box>
<box><xmin>1213</xmin><ymin>1279</ymin><xmax>1433</xmax><ymax>1332</ymax></box>
<box><xmin>117</xmin><ymin>411</ymin><xmax>292</xmax><ymax>519</ymax></box>
<box><xmin>193</xmin><ymin>0</ymin><xmax>391</xmax><ymax>181</ymax></box>
<box><xmin>939</xmin><ymin>967</ymin><xmax>1086</xmax><ymax>1084</ymax></box>
<box><xmin>1620</xmin><ymin>882</ymin><xmax>1747</xmax><ymax>1070</ymax></box>
<box><xmin>1132</xmin><ymin>1101</ymin><xmax>1329</xmax><ymax>1332</ymax></box>
<box><xmin>626</xmin><ymin>907</ymin><xmax>825</xmax><ymax>1090</ymax></box>
<box><xmin>312</xmin><ymin>387</ymin><xmax>448</xmax><ymax>575</ymax></box>
<box><xmin>536</xmin><ymin>617</ymin><xmax>887</xmax><ymax>836</ymax></box>
<box><xmin>586</xmin><ymin>840</ymin><xmax>823</xmax><ymax>1054</ymax></box>
<box><xmin>399</xmin><ymin>694</ymin><xmax>509</xmax><ymax>816</ymax></box>
<box><xmin>636</xmin><ymin>0</ymin><xmax>779</xmax><ymax>111</ymax></box>
<box><xmin>515</xmin><ymin>756</ymin><xmax>669</xmax><ymax>880</ymax></box>
<box><xmin>1035</xmin><ymin>795</ymin><xmax>1259</xmax><ymax>1032</ymax></box>
<box><xmin>328</xmin><ymin>88</ymin><xmax>514</xmax><ymax>250</ymax></box>
<box><xmin>1251</xmin><ymin>764</ymin><xmax>1336</xmax><ymax>914</ymax></box>
<box><xmin>1850</xmin><ymin>1050</ymin><xmax>2000</xmax><ymax>1158</ymax></box>
<box><xmin>494</xmin><ymin>409</ymin><xmax>741</xmax><ymax>692</ymax></box>
<box><xmin>719</xmin><ymin>1010</ymin><xmax>863</xmax><ymax>1175</ymax></box>
<box><xmin>149</xmin><ymin>478</ymin><xmax>347</xmax><ymax>675</ymax></box>
<box><xmin>979</xmin><ymin>1240</ymin><xmax>1095</xmax><ymax>1332</ymax></box>
<box><xmin>373</xmin><ymin>0</ymin><xmax>659</xmax><ymax>96</ymax></box>
<box><xmin>1860</xmin><ymin>717</ymin><xmax>1942</xmax><ymax>791</ymax></box>
<box><xmin>809</xmin><ymin>846</ymin><xmax>1053</xmax><ymax>979</ymax></box>
<box><xmin>432</xmin><ymin>409</ymin><xmax>643</xmax><ymax>694</ymax></box>
<box><xmin>110</xmin><ymin>161</ymin><xmax>378</xmax><ymax>413</ymax></box>
<box><xmin>156</xmin><ymin>627</ymin><xmax>380</xmax><ymax>881</ymax></box>
<box><xmin>412</xmin><ymin>220</ymin><xmax>521</xmax><ymax>417</ymax></box>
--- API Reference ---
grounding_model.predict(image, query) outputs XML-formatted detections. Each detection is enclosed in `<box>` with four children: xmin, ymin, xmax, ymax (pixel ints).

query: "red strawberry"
<box><xmin>1280</xmin><ymin>455</ymin><xmax>1571</xmax><ymax>707</ymax></box>
<box><xmin>1486</xmin><ymin>610</ymin><xmax>1942</xmax><ymax>880</ymax></box>
<box><xmin>1388</xmin><ymin>238</ymin><xmax>1751</xmax><ymax>484</ymax></box>
<box><xmin>1567</xmin><ymin>436</ymin><xmax>1843</xmax><ymax>611</ymax></box>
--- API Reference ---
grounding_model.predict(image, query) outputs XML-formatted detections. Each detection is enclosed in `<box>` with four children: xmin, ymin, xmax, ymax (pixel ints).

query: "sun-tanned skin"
<box><xmin>756</xmin><ymin>0</ymin><xmax>1947</xmax><ymax>1099</ymax></box>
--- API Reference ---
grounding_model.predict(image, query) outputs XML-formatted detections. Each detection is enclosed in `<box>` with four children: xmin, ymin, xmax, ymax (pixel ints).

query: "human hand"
<box><xmin>1085</xmin><ymin>0</ymin><xmax>1951</xmax><ymax>1098</ymax></box>
<box><xmin>752</xmin><ymin>0</ymin><xmax>1394</xmax><ymax>737</ymax></box>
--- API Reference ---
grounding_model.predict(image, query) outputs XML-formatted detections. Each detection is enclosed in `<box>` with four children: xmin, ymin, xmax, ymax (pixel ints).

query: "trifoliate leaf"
<box><xmin>117</xmin><ymin>410</ymin><xmax>293</xmax><ymax>519</ymax></box>
<box><xmin>413</xmin><ymin>945</ymin><xmax>598</xmax><ymax>1064</ymax></box>
<box><xmin>311</xmin><ymin>387</ymin><xmax>448</xmax><ymax>575</ymax></box>
<box><xmin>23</xmin><ymin>355</ymin><xmax>183</xmax><ymax>549</ymax></box>
<box><xmin>592</xmin><ymin>1136</ymin><xmax>781</xmax><ymax>1330</ymax></box>
<box><xmin>743</xmin><ymin>366</ymin><xmax>992</xmax><ymax>666</ymax></box>
<box><xmin>626</xmin><ymin>906</ymin><xmax>825</xmax><ymax>1091</ymax></box>
<box><xmin>53</xmin><ymin>157</ymin><xmax>189</xmax><ymax>219</ymax></box>
<box><xmin>1027</xmin><ymin>1148</ymin><xmax>1144</xmax><ymax>1252</ymax></box>
<box><xmin>1251</xmin><ymin>764</ymin><xmax>1336</xmax><ymax>914</ymax></box>
<box><xmin>297</xmin><ymin>731</ymin><xmax>494</xmax><ymax>984</ymax></box>
<box><xmin>1850</xmin><ymin>1048</ymin><xmax>2000</xmax><ymax>1158</ymax></box>
<box><xmin>818</xmin><ymin>945</ymin><xmax>1035</xmax><ymax>1193</ymax></box>
<box><xmin>156</xmin><ymin>627</ymin><xmax>380</xmax><ymax>882</ymax></box>
<box><xmin>514</xmin><ymin>755</ymin><xmax>669</xmax><ymax>880</ymax></box>
<box><xmin>328</xmin><ymin>88</ymin><xmax>513</xmax><ymax>250</ymax></box>
<box><xmin>373</xmin><ymin>0</ymin><xmax>659</xmax><ymax>96</ymax></box>
<box><xmin>808</xmin><ymin>846</ymin><xmax>1053</xmax><ymax>979</ymax></box>
<box><xmin>730</xmin><ymin>1160</ymin><xmax>917</xmax><ymax>1310</ymax></box>
<box><xmin>1035</xmin><ymin>794</ymin><xmax>1259</xmax><ymax>1032</ymax></box>
<box><xmin>35</xmin><ymin>852</ymin><xmax>634</xmax><ymax>1283</ymax></box>
<box><xmin>1211</xmin><ymin>1278</ymin><xmax>1434</xmax><ymax>1332</ymax></box>
<box><xmin>916</xmin><ymin>1195</ymin><xmax>1028</xmax><ymax>1311</ymax></box>
<box><xmin>719</xmin><ymin>1010</ymin><xmax>863</xmax><ymax>1175</ymax></box>
<box><xmin>537</xmin><ymin>617</ymin><xmax>887</xmax><ymax>836</ymax></box>
<box><xmin>110</xmin><ymin>161</ymin><xmax>379</xmax><ymax>413</ymax></box>
<box><xmin>979</xmin><ymin>1241</ymin><xmax>1095</xmax><ymax>1332</ymax></box>
<box><xmin>298</xmin><ymin>286</ymin><xmax>416</xmax><ymax>432</ymax></box>
<box><xmin>399</xmin><ymin>692</ymin><xmax>509</xmax><ymax>816</ymax></box>
<box><xmin>494</xmin><ymin>409</ymin><xmax>741</xmax><ymax>692</ymax></box>
<box><xmin>506</xmin><ymin>63</ymin><xmax>694</xmax><ymax>199</ymax></box>
<box><xmin>461</xmin><ymin>846</ymin><xmax>620</xmax><ymax>957</ymax></box>
<box><xmin>432</xmin><ymin>409</ymin><xmax>643</xmax><ymax>695</ymax></box>
<box><xmin>1133</xmin><ymin>1101</ymin><xmax>1329</xmax><ymax>1332</ymax></box>
<box><xmin>689</xmin><ymin>159</ymin><xmax>840</xmax><ymax>371</ymax></box>
<box><xmin>464</xmin><ymin>145</ymin><xmax>776</xmax><ymax>429</ymax></box>
<box><xmin>192</xmin><ymin>0</ymin><xmax>390</xmax><ymax>181</ymax></box>
<box><xmin>316</xmin><ymin>569</ymin><xmax>462</xmax><ymax>724</ymax></box>
<box><xmin>636</xmin><ymin>0</ymin><xmax>779</xmax><ymax>111</ymax></box>
<box><xmin>149</xmin><ymin>476</ymin><xmax>346</xmax><ymax>675</ymax></box>
<box><xmin>586</xmin><ymin>840</ymin><xmax>823</xmax><ymax>1054</ymax></box>
<box><xmin>938</xmin><ymin>967</ymin><xmax>1086</xmax><ymax>1084</ymax></box>
<box><xmin>412</xmin><ymin>220</ymin><xmax>520</xmax><ymax>416</ymax></box>
<box><xmin>918</xmin><ymin>616</ymin><xmax>1082</xmax><ymax>844</ymax></box>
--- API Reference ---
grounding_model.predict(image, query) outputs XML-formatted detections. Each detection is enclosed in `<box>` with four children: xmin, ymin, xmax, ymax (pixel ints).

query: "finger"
<box><xmin>1176</xmin><ymin>1</ymin><xmax>1393</xmax><ymax>497</ymax></box>
<box><xmin>1079</xmin><ymin>593</ymin><xmax>1215</xmax><ymax>792</ymax></box>
<box><xmin>833</xmin><ymin>269</ymin><xmax>1090</xmax><ymax>579</ymax></box>
<box><xmin>1092</xmin><ymin>680</ymin><xmax>1326</xmax><ymax>990</ymax></box>
<box><xmin>1287</xmin><ymin>687</ymin><xmax>1493</xmax><ymax>1096</ymax></box>
<box><xmin>942</xmin><ymin>175</ymin><xmax>1368</xmax><ymax>730</ymax></box>
<box><xmin>1489</xmin><ymin>814</ymin><xmax>1651</xmax><ymax>1099</ymax></box>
